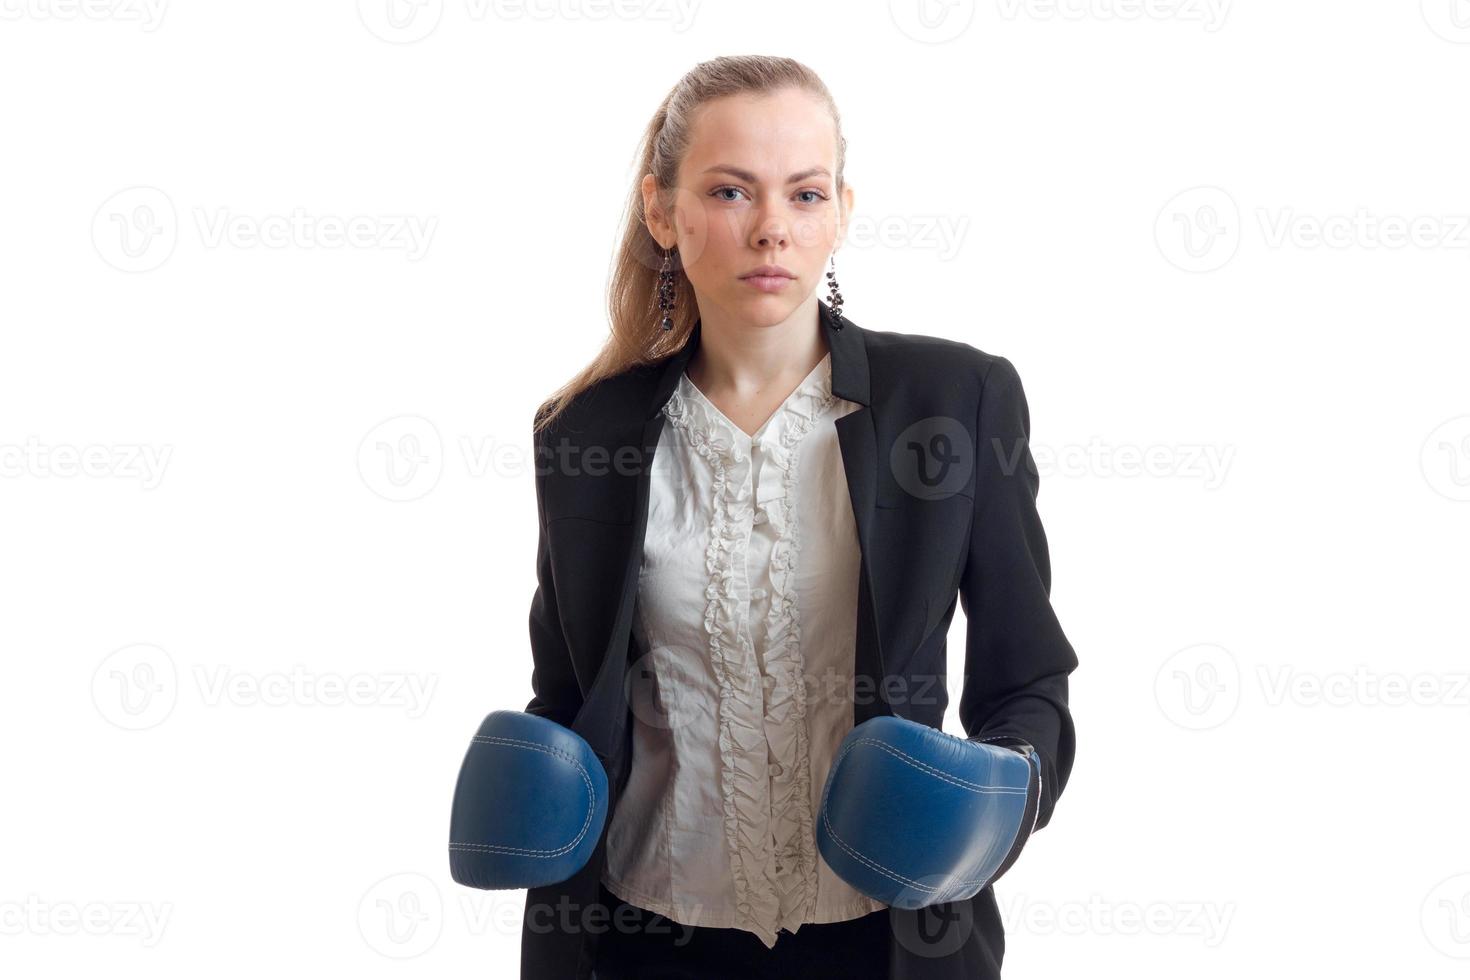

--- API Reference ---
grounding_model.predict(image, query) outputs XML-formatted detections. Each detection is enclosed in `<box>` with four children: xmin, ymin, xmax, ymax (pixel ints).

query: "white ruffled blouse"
<box><xmin>600</xmin><ymin>349</ymin><xmax>888</xmax><ymax>948</ymax></box>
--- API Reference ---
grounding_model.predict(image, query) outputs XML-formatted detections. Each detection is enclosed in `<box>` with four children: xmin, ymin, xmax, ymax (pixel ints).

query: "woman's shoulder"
<box><xmin>533</xmin><ymin>360</ymin><xmax>661</xmax><ymax>447</ymax></box>
<box><xmin>858</xmin><ymin>321</ymin><xmax>1019</xmax><ymax>392</ymax></box>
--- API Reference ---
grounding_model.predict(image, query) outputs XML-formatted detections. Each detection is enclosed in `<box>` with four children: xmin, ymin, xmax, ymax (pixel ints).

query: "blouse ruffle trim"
<box><xmin>659</xmin><ymin>355</ymin><xmax>838</xmax><ymax>940</ymax></box>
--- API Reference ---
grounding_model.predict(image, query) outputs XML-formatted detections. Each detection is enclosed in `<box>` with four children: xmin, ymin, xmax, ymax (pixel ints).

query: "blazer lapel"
<box><xmin>821</xmin><ymin>305</ymin><xmax>892</xmax><ymax>726</ymax></box>
<box><xmin>833</xmin><ymin>396</ymin><xmax>890</xmax><ymax>726</ymax></box>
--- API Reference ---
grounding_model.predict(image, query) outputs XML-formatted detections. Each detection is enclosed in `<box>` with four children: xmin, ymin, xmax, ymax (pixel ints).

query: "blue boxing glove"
<box><xmin>448</xmin><ymin>710</ymin><xmax>608</xmax><ymax>890</ymax></box>
<box><xmin>816</xmin><ymin>716</ymin><xmax>1042</xmax><ymax>910</ymax></box>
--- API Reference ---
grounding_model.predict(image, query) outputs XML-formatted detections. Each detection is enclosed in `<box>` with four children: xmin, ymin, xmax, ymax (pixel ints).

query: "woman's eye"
<box><xmin>710</xmin><ymin>186</ymin><xmax>828</xmax><ymax>205</ymax></box>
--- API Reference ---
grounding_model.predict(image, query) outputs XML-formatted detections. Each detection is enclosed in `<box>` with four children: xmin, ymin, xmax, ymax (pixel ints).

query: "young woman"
<box><xmin>521</xmin><ymin>55</ymin><xmax>1079</xmax><ymax>980</ymax></box>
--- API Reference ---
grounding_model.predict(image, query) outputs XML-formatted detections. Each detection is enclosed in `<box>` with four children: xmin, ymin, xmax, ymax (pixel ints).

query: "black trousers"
<box><xmin>592</xmin><ymin>881</ymin><xmax>890</xmax><ymax>980</ymax></box>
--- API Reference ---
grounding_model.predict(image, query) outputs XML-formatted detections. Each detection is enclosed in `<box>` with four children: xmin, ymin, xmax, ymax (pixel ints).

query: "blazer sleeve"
<box><xmin>958</xmin><ymin>355</ymin><xmax>1079</xmax><ymax>845</ymax></box>
<box><xmin>522</xmin><ymin>420</ymin><xmax>584</xmax><ymax>730</ymax></box>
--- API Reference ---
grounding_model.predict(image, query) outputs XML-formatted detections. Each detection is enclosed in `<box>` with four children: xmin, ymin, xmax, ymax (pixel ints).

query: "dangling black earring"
<box><xmin>658</xmin><ymin>246</ymin><xmax>676</xmax><ymax>331</ymax></box>
<box><xmin>826</xmin><ymin>253</ymin><xmax>844</xmax><ymax>328</ymax></box>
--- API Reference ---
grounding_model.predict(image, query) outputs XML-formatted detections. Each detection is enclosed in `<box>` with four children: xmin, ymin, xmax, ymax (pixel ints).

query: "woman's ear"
<box><xmin>835</xmin><ymin>182</ymin><xmax>856</xmax><ymax>252</ymax></box>
<box><xmin>641</xmin><ymin>173</ymin><xmax>674</xmax><ymax>248</ymax></box>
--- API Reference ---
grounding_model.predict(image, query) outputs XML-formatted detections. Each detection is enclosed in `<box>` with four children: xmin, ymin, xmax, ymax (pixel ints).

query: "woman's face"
<box><xmin>649</xmin><ymin>87</ymin><xmax>852</xmax><ymax>327</ymax></box>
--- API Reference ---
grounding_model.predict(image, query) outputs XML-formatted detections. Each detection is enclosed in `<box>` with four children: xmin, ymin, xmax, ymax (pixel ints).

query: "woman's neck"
<box><xmin>684</xmin><ymin>299</ymin><xmax>829</xmax><ymax>439</ymax></box>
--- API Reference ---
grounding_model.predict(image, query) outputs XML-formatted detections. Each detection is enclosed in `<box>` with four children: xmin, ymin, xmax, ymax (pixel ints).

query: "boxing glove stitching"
<box><xmin>448</xmin><ymin>735</ymin><xmax>597</xmax><ymax>858</ymax></box>
<box><xmin>838</xmin><ymin>737</ymin><xmax>1030</xmax><ymax>795</ymax></box>
<box><xmin>819</xmin><ymin>805</ymin><xmax>989</xmax><ymax>892</ymax></box>
<box><xmin>817</xmin><ymin>736</ymin><xmax>1027</xmax><ymax>893</ymax></box>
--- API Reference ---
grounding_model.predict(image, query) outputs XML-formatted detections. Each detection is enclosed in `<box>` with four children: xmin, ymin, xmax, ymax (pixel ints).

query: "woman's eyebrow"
<box><xmin>701</xmin><ymin>165</ymin><xmax>831</xmax><ymax>184</ymax></box>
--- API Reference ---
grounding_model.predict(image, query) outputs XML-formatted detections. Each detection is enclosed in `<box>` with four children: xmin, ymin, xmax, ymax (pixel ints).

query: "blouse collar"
<box><xmin>665</xmin><ymin>351</ymin><xmax>834</xmax><ymax>459</ymax></box>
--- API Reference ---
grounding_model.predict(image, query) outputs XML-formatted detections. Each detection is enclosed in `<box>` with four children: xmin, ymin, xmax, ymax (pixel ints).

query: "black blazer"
<box><xmin>516</xmin><ymin>301</ymin><xmax>1078</xmax><ymax>979</ymax></box>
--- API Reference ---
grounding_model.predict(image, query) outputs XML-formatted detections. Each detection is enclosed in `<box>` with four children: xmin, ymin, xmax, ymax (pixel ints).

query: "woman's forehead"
<box><xmin>683</xmin><ymin>97</ymin><xmax>837</xmax><ymax>176</ymax></box>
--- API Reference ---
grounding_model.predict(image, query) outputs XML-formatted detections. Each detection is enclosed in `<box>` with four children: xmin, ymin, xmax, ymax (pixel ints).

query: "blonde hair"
<box><xmin>533</xmin><ymin>54</ymin><xmax>848</xmax><ymax>436</ymax></box>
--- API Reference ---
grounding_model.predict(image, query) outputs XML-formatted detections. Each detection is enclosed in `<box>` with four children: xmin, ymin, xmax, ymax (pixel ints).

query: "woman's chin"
<box><xmin>725</xmin><ymin>291</ymin><xmax>804</xmax><ymax>326</ymax></box>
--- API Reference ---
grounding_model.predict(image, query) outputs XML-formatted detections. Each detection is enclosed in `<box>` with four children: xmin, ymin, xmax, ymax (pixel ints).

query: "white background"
<box><xmin>2</xmin><ymin>1</ymin><xmax>1468</xmax><ymax>977</ymax></box>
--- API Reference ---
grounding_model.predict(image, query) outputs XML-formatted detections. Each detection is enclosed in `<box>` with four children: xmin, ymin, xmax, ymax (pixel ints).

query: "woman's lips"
<box><xmin>740</xmin><ymin>274</ymin><xmax>794</xmax><ymax>292</ymax></box>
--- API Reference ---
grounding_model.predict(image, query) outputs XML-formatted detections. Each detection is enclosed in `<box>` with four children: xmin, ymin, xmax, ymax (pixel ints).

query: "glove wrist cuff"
<box><xmin>967</xmin><ymin>732</ymin><xmax>1042</xmax><ymax>885</ymax></box>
